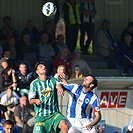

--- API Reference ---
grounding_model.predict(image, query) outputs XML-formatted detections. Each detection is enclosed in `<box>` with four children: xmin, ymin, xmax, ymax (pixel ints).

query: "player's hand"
<box><xmin>86</xmin><ymin>124</ymin><xmax>93</xmax><ymax>131</ymax></box>
<box><xmin>56</xmin><ymin>84</ymin><xmax>64</xmax><ymax>96</ymax></box>
<box><xmin>35</xmin><ymin>99</ymin><xmax>41</xmax><ymax>105</ymax></box>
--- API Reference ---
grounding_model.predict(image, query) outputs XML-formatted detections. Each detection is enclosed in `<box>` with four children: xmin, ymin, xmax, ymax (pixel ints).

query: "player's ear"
<box><xmin>36</xmin><ymin>69</ymin><xmax>39</xmax><ymax>75</ymax></box>
<box><xmin>90</xmin><ymin>84</ymin><xmax>94</xmax><ymax>88</ymax></box>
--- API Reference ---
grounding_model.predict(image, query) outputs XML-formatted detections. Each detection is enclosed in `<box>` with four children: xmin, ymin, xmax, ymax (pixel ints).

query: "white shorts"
<box><xmin>68</xmin><ymin>118</ymin><xmax>96</xmax><ymax>133</ymax></box>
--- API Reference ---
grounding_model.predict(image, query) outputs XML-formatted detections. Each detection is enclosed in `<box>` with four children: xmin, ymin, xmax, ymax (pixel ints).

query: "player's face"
<box><xmin>4</xmin><ymin>124</ymin><xmax>13</xmax><ymax>133</ymax></box>
<box><xmin>36</xmin><ymin>64</ymin><xmax>47</xmax><ymax>75</ymax></box>
<box><xmin>82</xmin><ymin>76</ymin><xmax>94</xmax><ymax>91</ymax></box>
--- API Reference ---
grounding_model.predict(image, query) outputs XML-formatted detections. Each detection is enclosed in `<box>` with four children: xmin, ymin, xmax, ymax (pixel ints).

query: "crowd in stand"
<box><xmin>0</xmin><ymin>0</ymin><xmax>133</xmax><ymax>132</ymax></box>
<box><xmin>0</xmin><ymin>14</ymin><xmax>92</xmax><ymax>133</ymax></box>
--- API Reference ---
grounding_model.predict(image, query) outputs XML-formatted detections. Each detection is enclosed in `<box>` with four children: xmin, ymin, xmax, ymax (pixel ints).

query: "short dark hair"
<box><xmin>3</xmin><ymin>16</ymin><xmax>11</xmax><ymax>22</ymax></box>
<box><xmin>5</xmin><ymin>85</ymin><xmax>13</xmax><ymax>91</ymax></box>
<box><xmin>90</xmin><ymin>75</ymin><xmax>98</xmax><ymax>89</ymax></box>
<box><xmin>128</xmin><ymin>22</ymin><xmax>133</xmax><ymax>27</ymax></box>
<box><xmin>4</xmin><ymin>120</ymin><xmax>14</xmax><ymax>127</ymax></box>
<box><xmin>34</xmin><ymin>61</ymin><xmax>46</xmax><ymax>72</ymax></box>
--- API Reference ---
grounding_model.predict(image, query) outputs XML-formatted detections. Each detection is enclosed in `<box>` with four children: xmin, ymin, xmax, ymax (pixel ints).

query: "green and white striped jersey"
<box><xmin>29</xmin><ymin>77</ymin><xmax>60</xmax><ymax>118</ymax></box>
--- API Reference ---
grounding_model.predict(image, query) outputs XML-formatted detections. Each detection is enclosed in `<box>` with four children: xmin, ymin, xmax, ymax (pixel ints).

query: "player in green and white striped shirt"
<box><xmin>28</xmin><ymin>62</ymin><xmax>69</xmax><ymax>133</ymax></box>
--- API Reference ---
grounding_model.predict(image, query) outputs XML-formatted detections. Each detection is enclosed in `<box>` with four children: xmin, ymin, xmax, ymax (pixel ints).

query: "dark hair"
<box><xmin>5</xmin><ymin>85</ymin><xmax>13</xmax><ymax>91</ymax></box>
<box><xmin>128</xmin><ymin>22</ymin><xmax>133</xmax><ymax>27</ymax></box>
<box><xmin>102</xmin><ymin>19</ymin><xmax>109</xmax><ymax>26</ymax></box>
<box><xmin>74</xmin><ymin>65</ymin><xmax>81</xmax><ymax>69</ymax></box>
<box><xmin>126</xmin><ymin>130</ymin><xmax>132</xmax><ymax>133</ymax></box>
<box><xmin>90</xmin><ymin>75</ymin><xmax>98</xmax><ymax>89</ymax></box>
<box><xmin>4</xmin><ymin>119</ymin><xmax>14</xmax><ymax>127</ymax></box>
<box><xmin>1</xmin><ymin>66</ymin><xmax>12</xmax><ymax>76</ymax></box>
<box><xmin>3</xmin><ymin>16</ymin><xmax>11</xmax><ymax>22</ymax></box>
<box><xmin>57</xmin><ymin>34</ymin><xmax>64</xmax><ymax>40</ymax></box>
<box><xmin>34</xmin><ymin>61</ymin><xmax>46</xmax><ymax>72</ymax></box>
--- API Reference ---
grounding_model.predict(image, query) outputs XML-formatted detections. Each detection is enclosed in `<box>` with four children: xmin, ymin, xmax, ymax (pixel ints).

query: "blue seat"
<box><xmin>121</xmin><ymin>126</ymin><xmax>128</xmax><ymax>133</ymax></box>
<box><xmin>104</xmin><ymin>126</ymin><xmax>116</xmax><ymax>133</ymax></box>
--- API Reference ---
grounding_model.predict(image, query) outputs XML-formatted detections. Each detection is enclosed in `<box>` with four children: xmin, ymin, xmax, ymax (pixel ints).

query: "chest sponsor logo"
<box><xmin>41</xmin><ymin>88</ymin><xmax>53</xmax><ymax>97</ymax></box>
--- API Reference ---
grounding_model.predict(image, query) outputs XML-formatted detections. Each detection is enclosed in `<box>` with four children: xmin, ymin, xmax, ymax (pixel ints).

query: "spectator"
<box><xmin>21</xmin><ymin>19</ymin><xmax>39</xmax><ymax>44</ymax></box>
<box><xmin>18</xmin><ymin>32</ymin><xmax>36</xmax><ymax>68</ymax></box>
<box><xmin>0</xmin><ymin>104</ymin><xmax>9</xmax><ymax>123</ymax></box>
<box><xmin>16</xmin><ymin>62</ymin><xmax>35</xmax><ymax>96</ymax></box>
<box><xmin>70</xmin><ymin>65</ymin><xmax>84</xmax><ymax>79</ymax></box>
<box><xmin>0</xmin><ymin>66</ymin><xmax>17</xmax><ymax>93</ymax></box>
<box><xmin>97</xmin><ymin>125</ymin><xmax>105</xmax><ymax>133</ymax></box>
<box><xmin>80</xmin><ymin>0</ymin><xmax>96</xmax><ymax>54</ymax></box>
<box><xmin>54</xmin><ymin>65</ymin><xmax>68</xmax><ymax>83</ymax></box>
<box><xmin>36</xmin><ymin>32</ymin><xmax>55</xmax><ymax>76</ymax></box>
<box><xmin>0</xmin><ymin>51</ymin><xmax>9</xmax><ymax>74</ymax></box>
<box><xmin>71</xmin><ymin>49</ymin><xmax>91</xmax><ymax>76</ymax></box>
<box><xmin>38</xmin><ymin>21</ymin><xmax>56</xmax><ymax>44</ymax></box>
<box><xmin>63</xmin><ymin>0</ymin><xmax>81</xmax><ymax>53</ymax></box>
<box><xmin>119</xmin><ymin>33</ymin><xmax>133</xmax><ymax>76</ymax></box>
<box><xmin>14</xmin><ymin>96</ymin><xmax>35</xmax><ymax>133</ymax></box>
<box><xmin>52</xmin><ymin>34</ymin><xmax>66</xmax><ymax>56</ymax></box>
<box><xmin>1</xmin><ymin>16</ymin><xmax>18</xmax><ymax>41</ymax></box>
<box><xmin>0</xmin><ymin>50</ymin><xmax>17</xmax><ymax>71</ymax></box>
<box><xmin>3</xmin><ymin>36</ymin><xmax>17</xmax><ymax>61</ymax></box>
<box><xmin>0</xmin><ymin>35</ymin><xmax>6</xmax><ymax>58</ymax></box>
<box><xmin>121</xmin><ymin>22</ymin><xmax>133</xmax><ymax>42</ymax></box>
<box><xmin>28</xmin><ymin>61</ymin><xmax>69</xmax><ymax>133</ymax></box>
<box><xmin>56</xmin><ymin>75</ymin><xmax>101</xmax><ymax>133</ymax></box>
<box><xmin>3</xmin><ymin>119</ymin><xmax>19</xmax><ymax>133</ymax></box>
<box><xmin>53</xmin><ymin>46</ymin><xmax>72</xmax><ymax>78</ymax></box>
<box><xmin>97</xmin><ymin>19</ymin><xmax>119</xmax><ymax>69</ymax></box>
<box><xmin>0</xmin><ymin>85</ymin><xmax>18</xmax><ymax>121</ymax></box>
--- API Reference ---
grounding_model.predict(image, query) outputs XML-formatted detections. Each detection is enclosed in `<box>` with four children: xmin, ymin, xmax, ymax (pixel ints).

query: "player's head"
<box><xmin>82</xmin><ymin>75</ymin><xmax>98</xmax><ymax>91</ymax></box>
<box><xmin>34</xmin><ymin>61</ymin><xmax>47</xmax><ymax>76</ymax></box>
<box><xmin>3</xmin><ymin>120</ymin><xmax>14</xmax><ymax>133</ymax></box>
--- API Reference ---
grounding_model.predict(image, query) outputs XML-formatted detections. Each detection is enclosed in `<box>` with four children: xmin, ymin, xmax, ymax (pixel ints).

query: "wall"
<box><xmin>0</xmin><ymin>0</ymin><xmax>45</xmax><ymax>37</ymax></box>
<box><xmin>0</xmin><ymin>0</ymin><xmax>133</xmax><ymax>41</ymax></box>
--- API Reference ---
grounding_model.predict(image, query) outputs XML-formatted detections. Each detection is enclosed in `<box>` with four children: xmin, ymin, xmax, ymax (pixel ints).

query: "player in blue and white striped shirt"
<box><xmin>57</xmin><ymin>75</ymin><xmax>101</xmax><ymax>133</ymax></box>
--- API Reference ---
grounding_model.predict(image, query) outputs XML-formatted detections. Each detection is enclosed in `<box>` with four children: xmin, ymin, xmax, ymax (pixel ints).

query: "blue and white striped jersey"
<box><xmin>63</xmin><ymin>83</ymin><xmax>100</xmax><ymax>119</ymax></box>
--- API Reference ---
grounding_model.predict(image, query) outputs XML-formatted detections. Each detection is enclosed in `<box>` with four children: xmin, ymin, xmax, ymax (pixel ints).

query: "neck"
<box><xmin>39</xmin><ymin>74</ymin><xmax>47</xmax><ymax>81</ymax></box>
<box><xmin>21</xmin><ymin>72</ymin><xmax>26</xmax><ymax>76</ymax></box>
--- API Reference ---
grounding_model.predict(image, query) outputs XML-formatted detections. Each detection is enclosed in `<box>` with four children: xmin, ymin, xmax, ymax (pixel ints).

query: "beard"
<box><xmin>82</xmin><ymin>82</ymin><xmax>90</xmax><ymax>88</ymax></box>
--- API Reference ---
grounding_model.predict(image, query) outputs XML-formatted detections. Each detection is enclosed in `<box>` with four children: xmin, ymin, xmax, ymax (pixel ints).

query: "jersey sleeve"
<box><xmin>91</xmin><ymin>95</ymin><xmax>101</xmax><ymax>112</ymax></box>
<box><xmin>28</xmin><ymin>81</ymin><xmax>37</xmax><ymax>101</ymax></box>
<box><xmin>63</xmin><ymin>83</ymin><xmax>79</xmax><ymax>93</ymax></box>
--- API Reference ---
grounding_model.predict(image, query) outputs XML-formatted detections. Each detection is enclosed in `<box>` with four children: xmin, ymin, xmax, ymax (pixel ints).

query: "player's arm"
<box><xmin>28</xmin><ymin>82</ymin><xmax>41</xmax><ymax>105</ymax></box>
<box><xmin>56</xmin><ymin>83</ymin><xmax>77</xmax><ymax>96</ymax></box>
<box><xmin>86</xmin><ymin>107</ymin><xmax>101</xmax><ymax>130</ymax></box>
<box><xmin>29</xmin><ymin>99</ymin><xmax>41</xmax><ymax>105</ymax></box>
